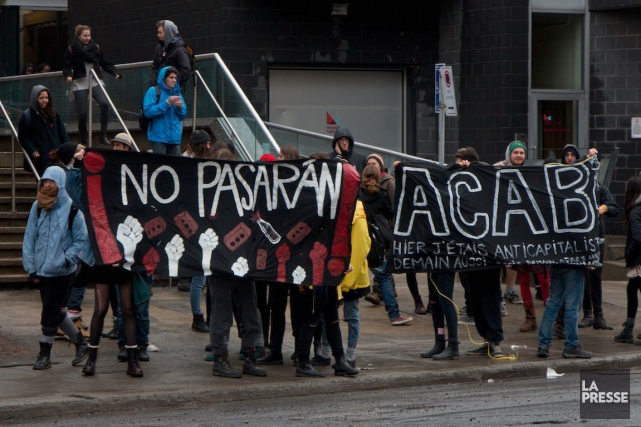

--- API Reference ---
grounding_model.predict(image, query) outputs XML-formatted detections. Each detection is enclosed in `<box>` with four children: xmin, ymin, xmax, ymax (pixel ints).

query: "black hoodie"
<box><xmin>328</xmin><ymin>127</ymin><xmax>367</xmax><ymax>175</ymax></box>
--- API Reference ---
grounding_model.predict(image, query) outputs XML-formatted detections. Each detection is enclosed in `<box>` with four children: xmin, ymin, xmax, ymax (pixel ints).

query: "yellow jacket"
<box><xmin>340</xmin><ymin>200</ymin><xmax>371</xmax><ymax>299</ymax></box>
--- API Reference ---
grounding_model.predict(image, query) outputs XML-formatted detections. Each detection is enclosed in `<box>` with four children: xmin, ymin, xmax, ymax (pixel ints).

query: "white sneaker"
<box><xmin>500</xmin><ymin>302</ymin><xmax>508</xmax><ymax>317</ymax></box>
<box><xmin>146</xmin><ymin>343</ymin><xmax>159</xmax><ymax>352</ymax></box>
<box><xmin>503</xmin><ymin>291</ymin><xmax>522</xmax><ymax>304</ymax></box>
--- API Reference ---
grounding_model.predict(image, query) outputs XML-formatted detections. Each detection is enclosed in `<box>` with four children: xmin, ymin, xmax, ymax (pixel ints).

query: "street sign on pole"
<box><xmin>435</xmin><ymin>63</ymin><xmax>444</xmax><ymax>114</ymax></box>
<box><xmin>439</xmin><ymin>66</ymin><xmax>457</xmax><ymax>117</ymax></box>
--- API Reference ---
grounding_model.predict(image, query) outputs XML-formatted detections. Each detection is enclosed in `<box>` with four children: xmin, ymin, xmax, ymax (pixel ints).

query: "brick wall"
<box><xmin>68</xmin><ymin>0</ymin><xmax>440</xmax><ymax>153</ymax></box>
<box><xmin>590</xmin><ymin>8</ymin><xmax>641</xmax><ymax>234</ymax></box>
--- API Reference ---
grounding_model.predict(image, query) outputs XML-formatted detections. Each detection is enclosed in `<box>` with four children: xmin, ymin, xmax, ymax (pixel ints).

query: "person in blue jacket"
<box><xmin>23</xmin><ymin>166</ymin><xmax>90</xmax><ymax>371</ymax></box>
<box><xmin>143</xmin><ymin>65</ymin><xmax>186</xmax><ymax>155</ymax></box>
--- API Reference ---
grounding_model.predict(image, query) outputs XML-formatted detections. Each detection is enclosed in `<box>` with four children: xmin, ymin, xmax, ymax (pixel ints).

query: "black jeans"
<box><xmin>73</xmin><ymin>87</ymin><xmax>110</xmax><ymax>145</ymax></box>
<box><xmin>296</xmin><ymin>286</ymin><xmax>343</xmax><ymax>361</ymax></box>
<box><xmin>626</xmin><ymin>277</ymin><xmax>641</xmax><ymax>319</ymax></box>
<box><xmin>583</xmin><ymin>241</ymin><xmax>605</xmax><ymax>317</ymax></box>
<box><xmin>458</xmin><ymin>272</ymin><xmax>474</xmax><ymax>317</ymax></box>
<box><xmin>209</xmin><ymin>275</ymin><xmax>261</xmax><ymax>355</ymax></box>
<box><xmin>467</xmin><ymin>267</ymin><xmax>504</xmax><ymax>344</ymax></box>
<box><xmin>428</xmin><ymin>272</ymin><xmax>457</xmax><ymax>343</ymax></box>
<box><xmin>38</xmin><ymin>275</ymin><xmax>73</xmax><ymax>336</ymax></box>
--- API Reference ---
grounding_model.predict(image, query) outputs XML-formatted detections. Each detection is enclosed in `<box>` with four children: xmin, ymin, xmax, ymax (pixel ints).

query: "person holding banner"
<box><xmin>614</xmin><ymin>177</ymin><xmax>641</xmax><ymax>344</ymax></box>
<box><xmin>143</xmin><ymin>65</ymin><xmax>186</xmax><ymax>155</ymax></box>
<box><xmin>360</xmin><ymin>164</ymin><xmax>412</xmax><ymax>327</ymax></box>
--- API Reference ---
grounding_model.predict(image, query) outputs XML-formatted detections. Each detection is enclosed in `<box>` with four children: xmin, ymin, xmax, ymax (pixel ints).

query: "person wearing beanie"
<box><xmin>182</xmin><ymin>130</ymin><xmax>211</xmax><ymax>159</ymax></box>
<box><xmin>259</xmin><ymin>153</ymin><xmax>277</xmax><ymax>162</ymax></box>
<box><xmin>561</xmin><ymin>144</ymin><xmax>580</xmax><ymax>165</ymax></box>
<box><xmin>55</xmin><ymin>142</ymin><xmax>80</xmax><ymax>166</ymax></box>
<box><xmin>328</xmin><ymin>127</ymin><xmax>366</xmax><ymax>174</ymax></box>
<box><xmin>110</xmin><ymin>133</ymin><xmax>135</xmax><ymax>151</ymax></box>
<box><xmin>18</xmin><ymin>85</ymin><xmax>70</xmax><ymax>177</ymax></box>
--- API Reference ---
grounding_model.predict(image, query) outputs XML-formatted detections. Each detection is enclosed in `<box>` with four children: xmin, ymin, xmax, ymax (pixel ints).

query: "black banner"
<box><xmin>81</xmin><ymin>150</ymin><xmax>360</xmax><ymax>287</ymax></box>
<box><xmin>390</xmin><ymin>158</ymin><xmax>601</xmax><ymax>272</ymax></box>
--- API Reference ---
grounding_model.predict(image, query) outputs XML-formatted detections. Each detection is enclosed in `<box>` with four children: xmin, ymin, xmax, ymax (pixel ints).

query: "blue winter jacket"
<box><xmin>22</xmin><ymin>167</ymin><xmax>89</xmax><ymax>278</ymax></box>
<box><xmin>143</xmin><ymin>66</ymin><xmax>187</xmax><ymax>145</ymax></box>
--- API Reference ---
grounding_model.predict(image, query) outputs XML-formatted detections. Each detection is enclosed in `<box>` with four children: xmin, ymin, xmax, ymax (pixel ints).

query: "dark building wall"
<box><xmin>68</xmin><ymin>0</ymin><xmax>440</xmax><ymax>153</ymax></box>
<box><xmin>457</xmin><ymin>0</ymin><xmax>529</xmax><ymax>165</ymax></box>
<box><xmin>0</xmin><ymin>6</ymin><xmax>20</xmax><ymax>77</ymax></box>
<box><xmin>590</xmin><ymin>8</ymin><xmax>641</xmax><ymax>234</ymax></box>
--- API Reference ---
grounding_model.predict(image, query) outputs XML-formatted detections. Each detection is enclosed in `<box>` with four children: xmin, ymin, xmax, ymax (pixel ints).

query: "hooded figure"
<box><xmin>18</xmin><ymin>85</ymin><xmax>69</xmax><ymax>177</ymax></box>
<box><xmin>328</xmin><ymin>127</ymin><xmax>367</xmax><ymax>174</ymax></box>
<box><xmin>561</xmin><ymin>144</ymin><xmax>581</xmax><ymax>165</ymax></box>
<box><xmin>23</xmin><ymin>166</ymin><xmax>88</xmax><ymax>280</ymax></box>
<box><xmin>495</xmin><ymin>140</ymin><xmax>527</xmax><ymax>166</ymax></box>
<box><xmin>150</xmin><ymin>20</ymin><xmax>192</xmax><ymax>87</ymax></box>
<box><xmin>143</xmin><ymin>66</ymin><xmax>187</xmax><ymax>152</ymax></box>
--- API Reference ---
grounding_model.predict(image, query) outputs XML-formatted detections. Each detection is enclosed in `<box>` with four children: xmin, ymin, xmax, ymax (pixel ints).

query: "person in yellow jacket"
<box><xmin>332</xmin><ymin>200</ymin><xmax>371</xmax><ymax>368</ymax></box>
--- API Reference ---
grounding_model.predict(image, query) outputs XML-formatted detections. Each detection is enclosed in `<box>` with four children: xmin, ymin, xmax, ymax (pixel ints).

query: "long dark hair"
<box><xmin>38</xmin><ymin>89</ymin><xmax>56</xmax><ymax>120</ymax></box>
<box><xmin>361</xmin><ymin>164</ymin><xmax>381</xmax><ymax>194</ymax></box>
<box><xmin>625</xmin><ymin>176</ymin><xmax>641</xmax><ymax>227</ymax></box>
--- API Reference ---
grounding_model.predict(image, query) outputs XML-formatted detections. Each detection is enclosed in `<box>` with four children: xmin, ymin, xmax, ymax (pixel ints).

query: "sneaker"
<box><xmin>552</xmin><ymin>322</ymin><xmax>566</xmax><ymax>340</ymax></box>
<box><xmin>467</xmin><ymin>343</ymin><xmax>489</xmax><ymax>356</ymax></box>
<box><xmin>458</xmin><ymin>305</ymin><xmax>467</xmax><ymax>315</ymax></box>
<box><xmin>458</xmin><ymin>314</ymin><xmax>475</xmax><ymax>325</ymax></box>
<box><xmin>562</xmin><ymin>344</ymin><xmax>592</xmax><ymax>359</ymax></box>
<box><xmin>489</xmin><ymin>343</ymin><xmax>505</xmax><ymax>357</ymax></box>
<box><xmin>146</xmin><ymin>343</ymin><xmax>159</xmax><ymax>352</ymax></box>
<box><xmin>204</xmin><ymin>353</ymin><xmax>214</xmax><ymax>361</ymax></box>
<box><xmin>500</xmin><ymin>302</ymin><xmax>508</xmax><ymax>317</ymax></box>
<box><xmin>391</xmin><ymin>316</ymin><xmax>412</xmax><ymax>326</ymax></box>
<box><xmin>536</xmin><ymin>346</ymin><xmax>549</xmax><ymax>358</ymax></box>
<box><xmin>503</xmin><ymin>291</ymin><xmax>522</xmax><ymax>304</ymax></box>
<box><xmin>310</xmin><ymin>355</ymin><xmax>331</xmax><ymax>366</ymax></box>
<box><xmin>578</xmin><ymin>316</ymin><xmax>594</xmax><ymax>328</ymax></box>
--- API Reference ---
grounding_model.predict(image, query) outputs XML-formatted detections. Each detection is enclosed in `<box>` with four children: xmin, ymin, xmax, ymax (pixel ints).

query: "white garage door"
<box><xmin>269</xmin><ymin>69</ymin><xmax>405</xmax><ymax>152</ymax></box>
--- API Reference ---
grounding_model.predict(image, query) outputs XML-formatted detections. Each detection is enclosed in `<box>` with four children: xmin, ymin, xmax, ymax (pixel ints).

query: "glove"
<box><xmin>598</xmin><ymin>204</ymin><xmax>608</xmax><ymax>215</ymax></box>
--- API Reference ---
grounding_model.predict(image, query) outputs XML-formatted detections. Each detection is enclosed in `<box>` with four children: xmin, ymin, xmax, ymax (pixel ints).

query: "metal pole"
<box><xmin>88</xmin><ymin>73</ymin><xmax>93</xmax><ymax>147</ymax></box>
<box><xmin>192</xmin><ymin>78</ymin><xmax>197</xmax><ymax>132</ymax></box>
<box><xmin>438</xmin><ymin>105</ymin><xmax>445</xmax><ymax>165</ymax></box>
<box><xmin>10</xmin><ymin>134</ymin><xmax>16</xmax><ymax>213</ymax></box>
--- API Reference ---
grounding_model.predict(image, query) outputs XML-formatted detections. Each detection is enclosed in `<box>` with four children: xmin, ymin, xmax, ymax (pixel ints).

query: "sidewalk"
<box><xmin>1</xmin><ymin>275</ymin><xmax>639</xmax><ymax>423</ymax></box>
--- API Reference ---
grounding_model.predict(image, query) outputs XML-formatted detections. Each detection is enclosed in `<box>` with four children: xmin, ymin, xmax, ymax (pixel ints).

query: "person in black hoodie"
<box><xmin>328</xmin><ymin>127</ymin><xmax>367</xmax><ymax>175</ymax></box>
<box><xmin>63</xmin><ymin>24</ymin><xmax>121</xmax><ymax>146</ymax></box>
<box><xmin>150</xmin><ymin>20</ymin><xmax>192</xmax><ymax>88</ymax></box>
<box><xmin>18</xmin><ymin>85</ymin><xmax>69</xmax><ymax>177</ymax></box>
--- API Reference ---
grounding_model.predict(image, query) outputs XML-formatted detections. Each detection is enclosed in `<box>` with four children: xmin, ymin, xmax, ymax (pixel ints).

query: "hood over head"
<box><xmin>157</xmin><ymin>66</ymin><xmax>181</xmax><ymax>93</ymax></box>
<box><xmin>163</xmin><ymin>20</ymin><xmax>180</xmax><ymax>48</ymax></box>
<box><xmin>504</xmin><ymin>140</ymin><xmax>527</xmax><ymax>166</ymax></box>
<box><xmin>561</xmin><ymin>144</ymin><xmax>580</xmax><ymax>164</ymax></box>
<box><xmin>332</xmin><ymin>127</ymin><xmax>354</xmax><ymax>153</ymax></box>
<box><xmin>41</xmin><ymin>165</ymin><xmax>69</xmax><ymax>203</ymax></box>
<box><xmin>29</xmin><ymin>85</ymin><xmax>50</xmax><ymax>112</ymax></box>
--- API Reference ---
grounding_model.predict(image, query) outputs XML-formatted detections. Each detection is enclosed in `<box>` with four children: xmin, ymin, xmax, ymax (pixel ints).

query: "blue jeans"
<box><xmin>342</xmin><ymin>298</ymin><xmax>360</xmax><ymax>350</ymax></box>
<box><xmin>66</xmin><ymin>286</ymin><xmax>86</xmax><ymax>313</ymax></box>
<box><xmin>538</xmin><ymin>267</ymin><xmax>584</xmax><ymax>350</ymax></box>
<box><xmin>190</xmin><ymin>276</ymin><xmax>207</xmax><ymax>315</ymax></box>
<box><xmin>116</xmin><ymin>286</ymin><xmax>151</xmax><ymax>346</ymax></box>
<box><xmin>151</xmin><ymin>142</ymin><xmax>180</xmax><ymax>156</ymax></box>
<box><xmin>371</xmin><ymin>259</ymin><xmax>400</xmax><ymax>320</ymax></box>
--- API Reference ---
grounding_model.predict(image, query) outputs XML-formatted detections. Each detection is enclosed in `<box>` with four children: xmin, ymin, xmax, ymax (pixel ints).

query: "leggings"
<box><xmin>89</xmin><ymin>281</ymin><xmax>136</xmax><ymax>347</ymax></box>
<box><xmin>73</xmin><ymin>88</ymin><xmax>110</xmax><ymax>145</ymax></box>
<box><xmin>519</xmin><ymin>271</ymin><xmax>550</xmax><ymax>304</ymax></box>
<box><xmin>626</xmin><ymin>277</ymin><xmax>641</xmax><ymax>319</ymax></box>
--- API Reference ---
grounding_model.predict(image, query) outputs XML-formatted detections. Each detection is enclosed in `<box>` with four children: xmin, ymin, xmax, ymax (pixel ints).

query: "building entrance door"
<box><xmin>529</xmin><ymin>93</ymin><xmax>585</xmax><ymax>160</ymax></box>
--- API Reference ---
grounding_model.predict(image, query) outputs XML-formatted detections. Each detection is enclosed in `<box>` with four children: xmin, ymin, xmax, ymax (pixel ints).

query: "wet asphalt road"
<box><xmin>13</xmin><ymin>370</ymin><xmax>641</xmax><ymax>427</ymax></box>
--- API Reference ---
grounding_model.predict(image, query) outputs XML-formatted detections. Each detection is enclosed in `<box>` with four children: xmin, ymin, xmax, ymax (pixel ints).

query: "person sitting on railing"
<box><xmin>150</xmin><ymin>20</ymin><xmax>192</xmax><ymax>89</ymax></box>
<box><xmin>18</xmin><ymin>85</ymin><xmax>70</xmax><ymax>177</ymax></box>
<box><xmin>143</xmin><ymin>66</ymin><xmax>186</xmax><ymax>156</ymax></box>
<box><xmin>63</xmin><ymin>24</ymin><xmax>121</xmax><ymax>147</ymax></box>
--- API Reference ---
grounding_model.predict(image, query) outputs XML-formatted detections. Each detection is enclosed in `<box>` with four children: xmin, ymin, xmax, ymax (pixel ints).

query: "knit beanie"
<box><xmin>259</xmin><ymin>153</ymin><xmax>277</xmax><ymax>162</ymax></box>
<box><xmin>561</xmin><ymin>144</ymin><xmax>580</xmax><ymax>164</ymax></box>
<box><xmin>57</xmin><ymin>142</ymin><xmax>78</xmax><ymax>165</ymax></box>
<box><xmin>508</xmin><ymin>141</ymin><xmax>526</xmax><ymax>155</ymax></box>
<box><xmin>366</xmin><ymin>153</ymin><xmax>385</xmax><ymax>170</ymax></box>
<box><xmin>190</xmin><ymin>130</ymin><xmax>211</xmax><ymax>145</ymax></box>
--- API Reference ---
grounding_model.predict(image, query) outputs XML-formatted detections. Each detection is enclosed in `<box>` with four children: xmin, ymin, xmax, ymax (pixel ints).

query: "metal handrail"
<box><xmin>212</xmin><ymin>53</ymin><xmax>280</xmax><ymax>155</ymax></box>
<box><xmin>0</xmin><ymin>99</ymin><xmax>41</xmax><ymax>212</ymax></box>
<box><xmin>264</xmin><ymin>122</ymin><xmax>437</xmax><ymax>164</ymax></box>
<box><xmin>88</xmin><ymin>69</ymin><xmax>140</xmax><ymax>152</ymax></box>
<box><xmin>194</xmin><ymin>70</ymin><xmax>253</xmax><ymax>161</ymax></box>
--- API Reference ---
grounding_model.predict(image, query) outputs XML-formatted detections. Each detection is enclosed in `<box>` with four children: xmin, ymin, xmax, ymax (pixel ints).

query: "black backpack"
<box><xmin>362</xmin><ymin>202</ymin><xmax>393</xmax><ymax>268</ymax></box>
<box><xmin>139</xmin><ymin>86</ymin><xmax>160</xmax><ymax>132</ymax></box>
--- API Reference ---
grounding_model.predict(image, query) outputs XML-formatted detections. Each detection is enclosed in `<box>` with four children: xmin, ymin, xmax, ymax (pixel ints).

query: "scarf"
<box><xmin>72</xmin><ymin>37</ymin><xmax>97</xmax><ymax>63</ymax></box>
<box><xmin>37</xmin><ymin>186</ymin><xmax>58</xmax><ymax>210</ymax></box>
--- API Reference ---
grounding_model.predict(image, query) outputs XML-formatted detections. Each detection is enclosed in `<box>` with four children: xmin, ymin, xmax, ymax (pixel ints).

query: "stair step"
<box><xmin>0</xmin><ymin>257</ymin><xmax>23</xmax><ymax>266</ymax></box>
<box><xmin>0</xmin><ymin>273</ymin><xmax>28</xmax><ymax>284</ymax></box>
<box><xmin>0</xmin><ymin>227</ymin><xmax>26</xmax><ymax>242</ymax></box>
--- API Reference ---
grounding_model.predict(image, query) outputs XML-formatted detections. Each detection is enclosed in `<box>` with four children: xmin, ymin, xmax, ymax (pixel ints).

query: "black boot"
<box><xmin>33</xmin><ymin>342</ymin><xmax>52</xmax><ymax>370</ymax></box>
<box><xmin>295</xmin><ymin>356</ymin><xmax>325</xmax><ymax>377</ymax></box>
<box><xmin>101</xmin><ymin>317</ymin><xmax>118</xmax><ymax>339</ymax></box>
<box><xmin>117</xmin><ymin>345</ymin><xmax>127</xmax><ymax>362</ymax></box>
<box><xmin>213</xmin><ymin>352</ymin><xmax>242</xmax><ymax>378</ymax></box>
<box><xmin>71</xmin><ymin>332</ymin><xmax>89</xmax><ymax>366</ymax></box>
<box><xmin>82</xmin><ymin>346</ymin><xmax>98</xmax><ymax>376</ymax></box>
<box><xmin>420</xmin><ymin>338</ymin><xmax>445</xmax><ymax>358</ymax></box>
<box><xmin>432</xmin><ymin>341</ymin><xmax>459</xmax><ymax>360</ymax></box>
<box><xmin>138</xmin><ymin>343</ymin><xmax>150</xmax><ymax>362</ymax></box>
<box><xmin>257</xmin><ymin>351</ymin><xmax>284</xmax><ymax>365</ymax></box>
<box><xmin>614</xmin><ymin>318</ymin><xmax>635</xmax><ymax>343</ymax></box>
<box><xmin>333</xmin><ymin>355</ymin><xmax>359</xmax><ymax>376</ymax></box>
<box><xmin>593</xmin><ymin>315</ymin><xmax>613</xmax><ymax>330</ymax></box>
<box><xmin>242</xmin><ymin>349</ymin><xmax>267</xmax><ymax>377</ymax></box>
<box><xmin>126</xmin><ymin>347</ymin><xmax>144</xmax><ymax>377</ymax></box>
<box><xmin>191</xmin><ymin>314</ymin><xmax>209</xmax><ymax>333</ymax></box>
